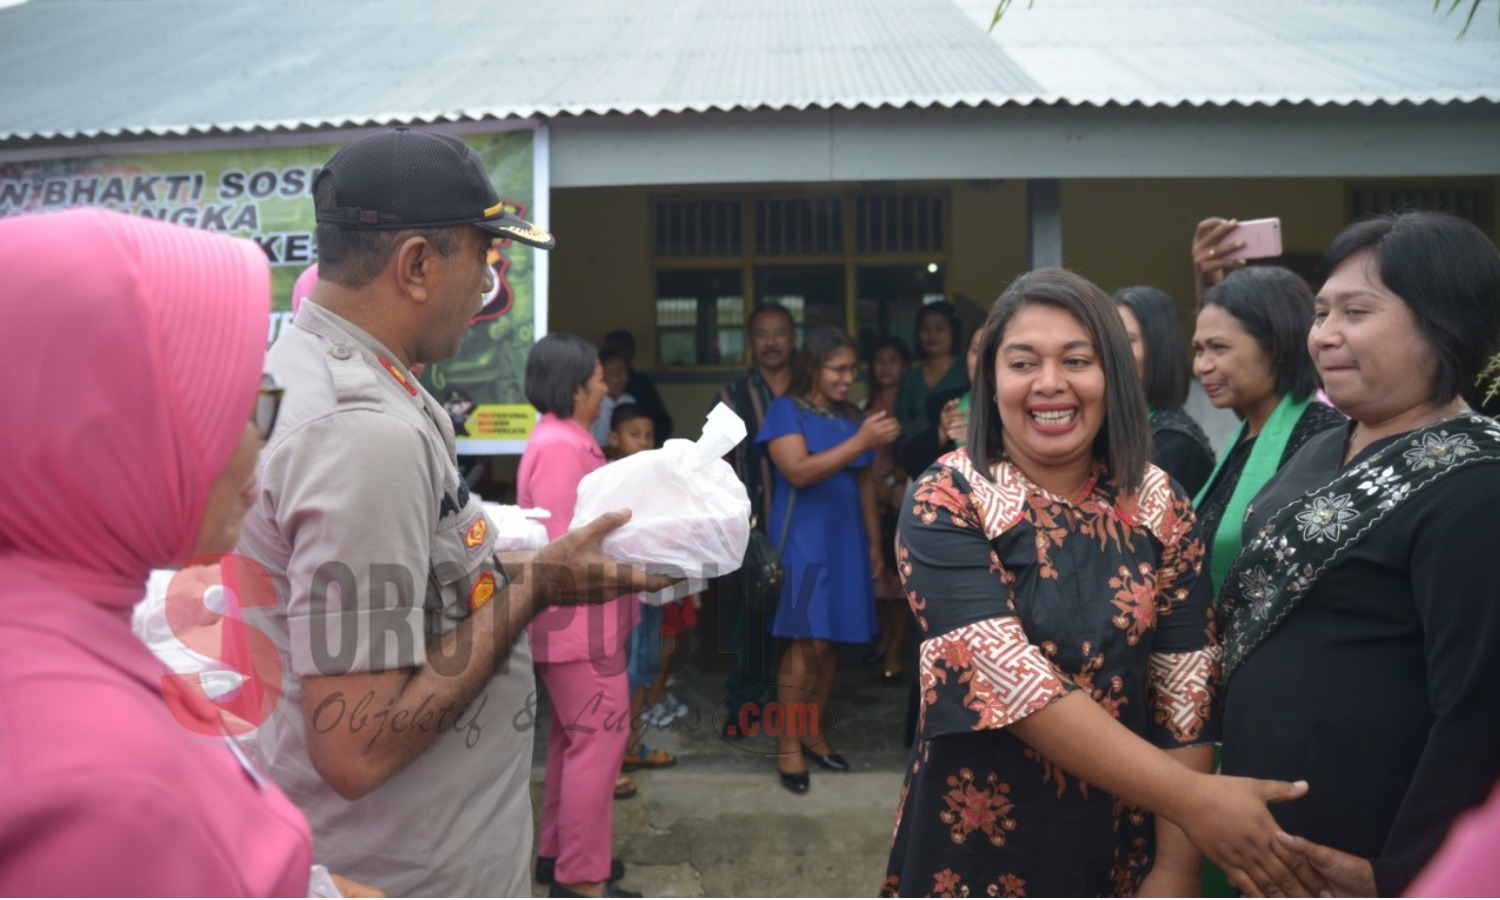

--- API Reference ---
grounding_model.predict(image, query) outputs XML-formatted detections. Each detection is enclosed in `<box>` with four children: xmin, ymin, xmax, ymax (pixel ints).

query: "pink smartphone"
<box><xmin>1220</xmin><ymin>217</ymin><xmax>1283</xmax><ymax>261</ymax></box>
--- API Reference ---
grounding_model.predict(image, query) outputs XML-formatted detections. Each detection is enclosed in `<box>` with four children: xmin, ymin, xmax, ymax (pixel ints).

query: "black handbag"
<box><xmin>744</xmin><ymin>491</ymin><xmax>796</xmax><ymax>617</ymax></box>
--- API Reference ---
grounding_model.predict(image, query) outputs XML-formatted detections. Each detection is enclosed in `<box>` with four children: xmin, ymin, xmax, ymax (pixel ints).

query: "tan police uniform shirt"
<box><xmin>236</xmin><ymin>300</ymin><xmax>536</xmax><ymax>898</ymax></box>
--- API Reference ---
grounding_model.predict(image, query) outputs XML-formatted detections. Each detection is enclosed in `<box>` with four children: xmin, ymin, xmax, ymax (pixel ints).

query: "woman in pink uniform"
<box><xmin>0</xmin><ymin>208</ymin><xmax>316</xmax><ymax>895</ymax></box>
<box><xmin>518</xmin><ymin>333</ymin><xmax>638</xmax><ymax>899</ymax></box>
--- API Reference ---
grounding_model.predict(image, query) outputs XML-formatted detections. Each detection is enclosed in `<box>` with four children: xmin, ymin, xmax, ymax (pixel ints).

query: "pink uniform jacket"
<box><xmin>0</xmin><ymin>575</ymin><xmax>314</xmax><ymax>895</ymax></box>
<box><xmin>518</xmin><ymin>413</ymin><xmax>638</xmax><ymax>663</ymax></box>
<box><xmin>0</xmin><ymin>208</ymin><xmax>314</xmax><ymax>896</ymax></box>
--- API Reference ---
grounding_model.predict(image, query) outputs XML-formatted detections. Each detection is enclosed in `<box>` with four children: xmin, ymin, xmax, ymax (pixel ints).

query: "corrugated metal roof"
<box><xmin>0</xmin><ymin>0</ymin><xmax>1495</xmax><ymax>143</ymax></box>
<box><xmin>972</xmin><ymin>0</ymin><xmax>1500</xmax><ymax>107</ymax></box>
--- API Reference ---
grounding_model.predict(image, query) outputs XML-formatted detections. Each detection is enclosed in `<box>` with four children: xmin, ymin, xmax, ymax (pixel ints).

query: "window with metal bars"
<box><xmin>754</xmin><ymin>196</ymin><xmax>844</xmax><ymax>255</ymax></box>
<box><xmin>653</xmin><ymin>198</ymin><xmax>743</xmax><ymax>257</ymax></box>
<box><xmin>653</xmin><ymin>191</ymin><xmax>948</xmax><ymax>366</ymax></box>
<box><xmin>856</xmin><ymin>193</ymin><xmax>945</xmax><ymax>254</ymax></box>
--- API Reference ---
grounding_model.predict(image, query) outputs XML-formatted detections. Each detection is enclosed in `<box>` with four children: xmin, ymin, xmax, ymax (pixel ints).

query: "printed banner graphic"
<box><xmin>0</xmin><ymin>130</ymin><xmax>542</xmax><ymax>447</ymax></box>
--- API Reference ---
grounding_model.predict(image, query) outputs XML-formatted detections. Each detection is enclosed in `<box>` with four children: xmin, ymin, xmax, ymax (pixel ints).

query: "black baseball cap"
<box><xmin>313</xmin><ymin>128</ymin><xmax>555</xmax><ymax>250</ymax></box>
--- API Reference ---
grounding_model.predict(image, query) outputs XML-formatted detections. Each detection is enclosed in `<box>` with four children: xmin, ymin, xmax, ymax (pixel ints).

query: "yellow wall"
<box><xmin>550</xmin><ymin>186</ymin><xmax>656</xmax><ymax>356</ymax></box>
<box><xmin>1062</xmin><ymin>178</ymin><xmax>1346</xmax><ymax>303</ymax></box>
<box><xmin>946</xmin><ymin>178</ymin><xmax>1030</xmax><ymax>326</ymax></box>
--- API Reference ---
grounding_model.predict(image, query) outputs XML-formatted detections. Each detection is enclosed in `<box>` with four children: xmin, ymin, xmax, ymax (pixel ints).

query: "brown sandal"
<box><xmin>622</xmin><ymin>746</ymin><xmax>678</xmax><ymax>772</ymax></box>
<box><xmin>613</xmin><ymin>774</ymin><xmax>638</xmax><ymax>800</ymax></box>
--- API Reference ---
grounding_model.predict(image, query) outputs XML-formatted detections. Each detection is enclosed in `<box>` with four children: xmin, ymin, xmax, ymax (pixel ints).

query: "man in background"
<box><xmin>713</xmin><ymin>303</ymin><xmax>796</xmax><ymax>738</ymax></box>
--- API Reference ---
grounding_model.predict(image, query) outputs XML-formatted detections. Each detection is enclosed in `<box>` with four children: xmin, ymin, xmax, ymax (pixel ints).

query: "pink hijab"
<box><xmin>290</xmin><ymin>262</ymin><xmax>317</xmax><ymax>315</ymax></box>
<box><xmin>0</xmin><ymin>208</ymin><xmax>269</xmax><ymax>610</ymax></box>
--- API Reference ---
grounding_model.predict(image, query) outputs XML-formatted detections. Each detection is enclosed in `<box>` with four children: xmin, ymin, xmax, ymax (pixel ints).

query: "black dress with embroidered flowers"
<box><xmin>882</xmin><ymin>451</ymin><xmax>1220</xmax><ymax>898</ymax></box>
<box><xmin>1220</xmin><ymin>419</ymin><xmax>1500</xmax><ymax>896</ymax></box>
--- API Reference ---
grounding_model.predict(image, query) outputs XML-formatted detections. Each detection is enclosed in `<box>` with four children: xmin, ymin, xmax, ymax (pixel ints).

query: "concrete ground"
<box><xmin>527</xmin><ymin>642</ymin><xmax>915</xmax><ymax>897</ymax></box>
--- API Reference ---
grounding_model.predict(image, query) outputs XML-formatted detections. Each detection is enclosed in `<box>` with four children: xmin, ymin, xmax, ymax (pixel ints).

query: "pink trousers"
<box><xmin>534</xmin><ymin>658</ymin><xmax>631</xmax><ymax>885</ymax></box>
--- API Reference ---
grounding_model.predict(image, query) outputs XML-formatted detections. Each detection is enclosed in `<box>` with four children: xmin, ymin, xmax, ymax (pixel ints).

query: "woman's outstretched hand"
<box><xmin>1169</xmin><ymin>773</ymin><xmax>1329</xmax><ymax>898</ymax></box>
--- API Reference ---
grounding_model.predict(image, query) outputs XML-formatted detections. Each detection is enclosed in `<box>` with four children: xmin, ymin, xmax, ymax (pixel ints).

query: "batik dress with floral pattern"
<box><xmin>882</xmin><ymin>451</ymin><xmax>1220</xmax><ymax>898</ymax></box>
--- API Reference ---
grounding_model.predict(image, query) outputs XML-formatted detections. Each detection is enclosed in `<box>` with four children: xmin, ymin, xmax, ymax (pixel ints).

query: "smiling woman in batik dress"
<box><xmin>1217</xmin><ymin>211</ymin><xmax>1500</xmax><ymax>898</ymax></box>
<box><xmin>882</xmin><ymin>269</ymin><xmax>1320</xmax><ymax>898</ymax></box>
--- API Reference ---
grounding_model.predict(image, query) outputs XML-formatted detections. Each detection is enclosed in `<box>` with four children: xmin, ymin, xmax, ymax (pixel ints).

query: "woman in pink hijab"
<box><xmin>0</xmin><ymin>208</ymin><xmax>315</xmax><ymax>894</ymax></box>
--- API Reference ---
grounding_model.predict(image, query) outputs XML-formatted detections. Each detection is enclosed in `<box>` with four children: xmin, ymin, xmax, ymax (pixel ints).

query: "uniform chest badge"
<box><xmin>469</xmin><ymin>571</ymin><xmax>497</xmax><ymax>612</ymax></box>
<box><xmin>376</xmin><ymin>354</ymin><xmax>419</xmax><ymax>396</ymax></box>
<box><xmin>463</xmin><ymin>517</ymin><xmax>489</xmax><ymax>549</ymax></box>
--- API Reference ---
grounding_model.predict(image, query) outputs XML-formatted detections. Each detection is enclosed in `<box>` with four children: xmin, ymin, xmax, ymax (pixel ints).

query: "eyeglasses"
<box><xmin>822</xmin><ymin>364</ymin><xmax>859</xmax><ymax>377</ymax></box>
<box><xmin>254</xmin><ymin>373</ymin><xmax>284</xmax><ymax>440</ymax></box>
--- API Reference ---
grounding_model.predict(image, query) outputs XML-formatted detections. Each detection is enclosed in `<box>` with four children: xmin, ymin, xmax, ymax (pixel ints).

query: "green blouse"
<box><xmin>895</xmin><ymin>357</ymin><xmax>968</xmax><ymax>425</ymax></box>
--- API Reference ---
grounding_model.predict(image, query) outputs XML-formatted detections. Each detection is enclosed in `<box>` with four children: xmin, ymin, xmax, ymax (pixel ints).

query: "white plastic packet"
<box><xmin>132</xmin><ymin>567</ymin><xmax>245</xmax><ymax>702</ymax></box>
<box><xmin>480</xmin><ymin>502</ymin><xmax>552</xmax><ymax>552</ymax></box>
<box><xmin>571</xmin><ymin>403</ymin><xmax>752</xmax><ymax>595</ymax></box>
<box><xmin>307</xmin><ymin>864</ymin><xmax>343</xmax><ymax>898</ymax></box>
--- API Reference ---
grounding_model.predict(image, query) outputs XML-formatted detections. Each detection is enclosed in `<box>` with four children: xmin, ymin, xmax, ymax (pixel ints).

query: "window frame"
<box><xmin>649</xmin><ymin>187</ymin><xmax>951</xmax><ymax>371</ymax></box>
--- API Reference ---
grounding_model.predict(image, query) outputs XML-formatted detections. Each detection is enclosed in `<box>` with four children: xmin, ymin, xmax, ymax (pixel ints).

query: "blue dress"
<box><xmin>757</xmin><ymin>396</ymin><xmax>877</xmax><ymax>643</ymax></box>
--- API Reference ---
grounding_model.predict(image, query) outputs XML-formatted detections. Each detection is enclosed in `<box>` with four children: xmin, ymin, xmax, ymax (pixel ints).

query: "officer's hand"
<box><xmin>329</xmin><ymin>873</ymin><xmax>385</xmax><ymax>898</ymax></box>
<box><xmin>532</xmin><ymin>509</ymin><xmax>681</xmax><ymax>605</ymax></box>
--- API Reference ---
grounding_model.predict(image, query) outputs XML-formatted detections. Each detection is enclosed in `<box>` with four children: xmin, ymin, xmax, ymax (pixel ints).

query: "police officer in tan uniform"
<box><xmin>236</xmin><ymin>129</ymin><xmax>670</xmax><ymax>897</ymax></box>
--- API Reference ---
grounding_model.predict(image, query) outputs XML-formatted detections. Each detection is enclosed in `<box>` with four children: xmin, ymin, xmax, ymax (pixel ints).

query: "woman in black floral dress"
<box><xmin>883</xmin><ymin>270</ymin><xmax>1314</xmax><ymax>898</ymax></box>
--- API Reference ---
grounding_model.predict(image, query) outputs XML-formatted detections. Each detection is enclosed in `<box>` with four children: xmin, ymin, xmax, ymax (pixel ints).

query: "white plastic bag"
<box><xmin>571</xmin><ymin>403</ymin><xmax>752</xmax><ymax>591</ymax></box>
<box><xmin>480</xmin><ymin>502</ymin><xmax>552</xmax><ymax>552</ymax></box>
<box><xmin>307</xmin><ymin>864</ymin><xmax>343</xmax><ymax>898</ymax></box>
<box><xmin>132</xmin><ymin>567</ymin><xmax>245</xmax><ymax>702</ymax></box>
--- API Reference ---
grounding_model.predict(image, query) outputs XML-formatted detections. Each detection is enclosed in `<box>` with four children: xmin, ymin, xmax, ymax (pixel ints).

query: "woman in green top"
<box><xmin>895</xmin><ymin>301</ymin><xmax>968</xmax><ymax>426</ymax></box>
<box><xmin>1192</xmin><ymin>267</ymin><xmax>1345</xmax><ymax>597</ymax></box>
<box><xmin>936</xmin><ymin>327</ymin><xmax>985</xmax><ymax>451</ymax></box>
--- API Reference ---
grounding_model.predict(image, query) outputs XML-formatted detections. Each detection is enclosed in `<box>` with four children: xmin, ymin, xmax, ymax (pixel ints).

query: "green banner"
<box><xmin>0</xmin><ymin>129</ymin><xmax>543</xmax><ymax>451</ymax></box>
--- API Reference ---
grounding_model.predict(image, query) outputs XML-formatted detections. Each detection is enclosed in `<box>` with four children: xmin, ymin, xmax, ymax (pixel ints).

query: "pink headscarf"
<box><xmin>290</xmin><ymin>262</ymin><xmax>318</xmax><ymax>315</ymax></box>
<box><xmin>0</xmin><ymin>208</ymin><xmax>269</xmax><ymax>610</ymax></box>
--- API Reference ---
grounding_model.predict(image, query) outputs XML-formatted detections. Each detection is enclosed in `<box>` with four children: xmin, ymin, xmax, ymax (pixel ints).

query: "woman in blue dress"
<box><xmin>758</xmin><ymin>325</ymin><xmax>900</xmax><ymax>793</ymax></box>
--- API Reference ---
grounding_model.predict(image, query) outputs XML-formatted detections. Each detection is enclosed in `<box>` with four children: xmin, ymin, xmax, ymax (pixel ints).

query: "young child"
<box><xmin>592</xmin><ymin>349</ymin><xmax>637</xmax><ymax>449</ymax></box>
<box><xmin>607</xmin><ymin>404</ymin><xmax>682</xmax><ymax>789</ymax></box>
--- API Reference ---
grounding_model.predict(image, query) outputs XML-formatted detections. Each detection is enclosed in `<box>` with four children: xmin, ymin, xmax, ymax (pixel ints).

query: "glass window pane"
<box><xmin>755</xmin><ymin>265</ymin><xmax>845</xmax><ymax>345</ymax></box>
<box><xmin>655</xmin><ymin>269</ymin><xmax>745</xmax><ymax>366</ymax></box>
<box><xmin>854</xmin><ymin>264</ymin><xmax>947</xmax><ymax>361</ymax></box>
